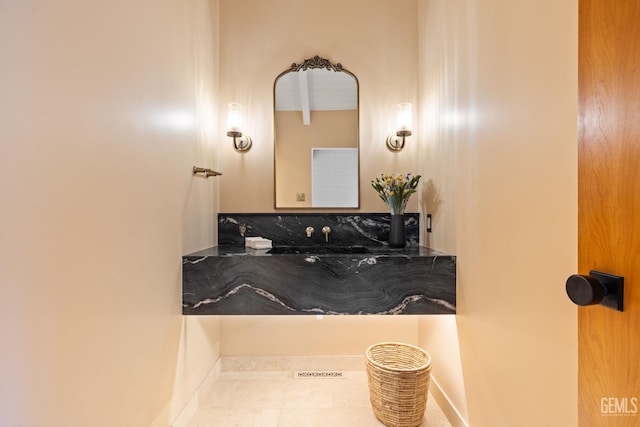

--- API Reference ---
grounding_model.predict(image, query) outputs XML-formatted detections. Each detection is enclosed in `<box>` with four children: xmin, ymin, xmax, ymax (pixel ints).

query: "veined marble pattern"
<box><xmin>218</xmin><ymin>213</ymin><xmax>420</xmax><ymax>247</ymax></box>
<box><xmin>182</xmin><ymin>249</ymin><xmax>456</xmax><ymax>315</ymax></box>
<box><xmin>183</xmin><ymin>213</ymin><xmax>456</xmax><ymax>315</ymax></box>
<box><xmin>172</xmin><ymin>359</ymin><xmax>452</xmax><ymax>427</ymax></box>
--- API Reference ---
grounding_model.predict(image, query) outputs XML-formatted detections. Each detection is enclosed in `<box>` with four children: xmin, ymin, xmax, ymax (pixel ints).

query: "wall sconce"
<box><xmin>386</xmin><ymin>102</ymin><xmax>412</xmax><ymax>151</ymax></box>
<box><xmin>227</xmin><ymin>103</ymin><xmax>252</xmax><ymax>152</ymax></box>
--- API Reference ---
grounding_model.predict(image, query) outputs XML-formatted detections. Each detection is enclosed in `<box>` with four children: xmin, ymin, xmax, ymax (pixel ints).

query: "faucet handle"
<box><xmin>322</xmin><ymin>226</ymin><xmax>331</xmax><ymax>242</ymax></box>
<box><xmin>305</xmin><ymin>226</ymin><xmax>314</xmax><ymax>238</ymax></box>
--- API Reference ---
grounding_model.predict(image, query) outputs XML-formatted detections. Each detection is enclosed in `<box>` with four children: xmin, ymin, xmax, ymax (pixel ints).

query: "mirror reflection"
<box><xmin>274</xmin><ymin>56</ymin><xmax>359</xmax><ymax>208</ymax></box>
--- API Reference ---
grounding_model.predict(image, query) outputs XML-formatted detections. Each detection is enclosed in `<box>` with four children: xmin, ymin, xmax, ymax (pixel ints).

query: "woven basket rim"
<box><xmin>365</xmin><ymin>341</ymin><xmax>431</xmax><ymax>373</ymax></box>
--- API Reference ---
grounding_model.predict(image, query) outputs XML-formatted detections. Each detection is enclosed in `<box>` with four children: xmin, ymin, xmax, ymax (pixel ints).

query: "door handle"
<box><xmin>565</xmin><ymin>270</ymin><xmax>624</xmax><ymax>311</ymax></box>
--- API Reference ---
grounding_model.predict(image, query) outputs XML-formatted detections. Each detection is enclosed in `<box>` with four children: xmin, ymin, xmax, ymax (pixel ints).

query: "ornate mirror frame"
<box><xmin>273</xmin><ymin>56</ymin><xmax>360</xmax><ymax>209</ymax></box>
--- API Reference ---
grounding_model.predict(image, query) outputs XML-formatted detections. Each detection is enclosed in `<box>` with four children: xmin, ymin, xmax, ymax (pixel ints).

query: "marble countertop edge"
<box><xmin>184</xmin><ymin>245</ymin><xmax>454</xmax><ymax>258</ymax></box>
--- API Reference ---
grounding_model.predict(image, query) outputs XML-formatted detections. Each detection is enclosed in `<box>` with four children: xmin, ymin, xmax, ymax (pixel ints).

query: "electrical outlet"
<box><xmin>296</xmin><ymin>193</ymin><xmax>305</xmax><ymax>202</ymax></box>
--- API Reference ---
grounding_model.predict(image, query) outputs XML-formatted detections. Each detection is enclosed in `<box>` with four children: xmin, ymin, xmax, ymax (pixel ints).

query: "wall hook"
<box><xmin>193</xmin><ymin>166</ymin><xmax>222</xmax><ymax>177</ymax></box>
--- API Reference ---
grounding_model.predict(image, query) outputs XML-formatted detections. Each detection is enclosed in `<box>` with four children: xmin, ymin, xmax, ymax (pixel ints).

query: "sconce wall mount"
<box><xmin>386</xmin><ymin>129</ymin><xmax>412</xmax><ymax>151</ymax></box>
<box><xmin>227</xmin><ymin>130</ymin><xmax>252</xmax><ymax>152</ymax></box>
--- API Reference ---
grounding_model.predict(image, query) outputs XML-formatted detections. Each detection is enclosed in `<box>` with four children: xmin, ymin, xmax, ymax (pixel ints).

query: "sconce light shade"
<box><xmin>386</xmin><ymin>102</ymin><xmax>412</xmax><ymax>151</ymax></box>
<box><xmin>227</xmin><ymin>103</ymin><xmax>252</xmax><ymax>151</ymax></box>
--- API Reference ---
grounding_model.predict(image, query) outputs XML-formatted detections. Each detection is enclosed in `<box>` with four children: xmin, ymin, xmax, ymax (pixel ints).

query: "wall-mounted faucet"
<box><xmin>305</xmin><ymin>226</ymin><xmax>314</xmax><ymax>238</ymax></box>
<box><xmin>322</xmin><ymin>226</ymin><xmax>331</xmax><ymax>242</ymax></box>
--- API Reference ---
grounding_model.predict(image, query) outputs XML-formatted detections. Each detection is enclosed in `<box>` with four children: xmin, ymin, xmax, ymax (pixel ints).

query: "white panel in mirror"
<box><xmin>311</xmin><ymin>148</ymin><xmax>358</xmax><ymax>207</ymax></box>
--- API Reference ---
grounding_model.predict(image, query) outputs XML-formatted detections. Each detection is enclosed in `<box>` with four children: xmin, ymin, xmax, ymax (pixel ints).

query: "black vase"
<box><xmin>388</xmin><ymin>214</ymin><xmax>406</xmax><ymax>248</ymax></box>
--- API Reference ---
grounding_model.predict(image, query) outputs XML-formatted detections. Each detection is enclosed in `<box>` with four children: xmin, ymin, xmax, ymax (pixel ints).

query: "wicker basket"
<box><xmin>365</xmin><ymin>342</ymin><xmax>432</xmax><ymax>427</ymax></box>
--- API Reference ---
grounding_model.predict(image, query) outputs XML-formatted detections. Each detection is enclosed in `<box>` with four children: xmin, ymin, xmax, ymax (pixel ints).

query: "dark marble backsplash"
<box><xmin>218</xmin><ymin>213</ymin><xmax>420</xmax><ymax>247</ymax></box>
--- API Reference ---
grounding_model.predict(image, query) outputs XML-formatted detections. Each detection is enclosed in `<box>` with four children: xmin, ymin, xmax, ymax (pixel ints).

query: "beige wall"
<box><xmin>221</xmin><ymin>316</ymin><xmax>419</xmax><ymax>356</ymax></box>
<box><xmin>417</xmin><ymin>0</ymin><xmax>578</xmax><ymax>426</ymax></box>
<box><xmin>0</xmin><ymin>1</ymin><xmax>221</xmax><ymax>426</ymax></box>
<box><xmin>216</xmin><ymin>0</ymin><xmax>423</xmax><ymax>357</ymax></box>
<box><xmin>218</xmin><ymin>0</ymin><xmax>420</xmax><ymax>214</ymax></box>
<box><xmin>217</xmin><ymin>0</ymin><xmax>423</xmax><ymax>358</ymax></box>
<box><xmin>0</xmin><ymin>0</ymin><xmax>580</xmax><ymax>425</ymax></box>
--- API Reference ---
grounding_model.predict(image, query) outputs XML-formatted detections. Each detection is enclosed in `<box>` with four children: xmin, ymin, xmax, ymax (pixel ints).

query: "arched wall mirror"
<box><xmin>274</xmin><ymin>56</ymin><xmax>359</xmax><ymax>208</ymax></box>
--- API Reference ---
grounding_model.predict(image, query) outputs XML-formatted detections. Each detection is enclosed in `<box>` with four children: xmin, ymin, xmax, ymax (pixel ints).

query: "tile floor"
<box><xmin>173</xmin><ymin>368</ymin><xmax>452</xmax><ymax>427</ymax></box>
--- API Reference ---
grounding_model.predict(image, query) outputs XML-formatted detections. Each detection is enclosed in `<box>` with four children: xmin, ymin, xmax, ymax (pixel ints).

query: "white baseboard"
<box><xmin>220</xmin><ymin>355</ymin><xmax>365</xmax><ymax>372</ymax></box>
<box><xmin>429</xmin><ymin>375</ymin><xmax>469</xmax><ymax>427</ymax></box>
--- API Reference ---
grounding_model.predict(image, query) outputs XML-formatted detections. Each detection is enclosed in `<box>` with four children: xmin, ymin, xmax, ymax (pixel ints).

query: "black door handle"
<box><xmin>565</xmin><ymin>270</ymin><xmax>624</xmax><ymax>311</ymax></box>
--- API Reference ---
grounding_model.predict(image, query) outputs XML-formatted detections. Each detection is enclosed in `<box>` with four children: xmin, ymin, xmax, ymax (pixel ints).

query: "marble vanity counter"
<box><xmin>185</xmin><ymin>244</ymin><xmax>446</xmax><ymax>257</ymax></box>
<box><xmin>182</xmin><ymin>245</ymin><xmax>456</xmax><ymax>315</ymax></box>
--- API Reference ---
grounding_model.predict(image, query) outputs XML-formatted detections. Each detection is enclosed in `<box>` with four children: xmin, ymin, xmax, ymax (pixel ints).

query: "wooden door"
<box><xmin>578</xmin><ymin>0</ymin><xmax>640</xmax><ymax>424</ymax></box>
